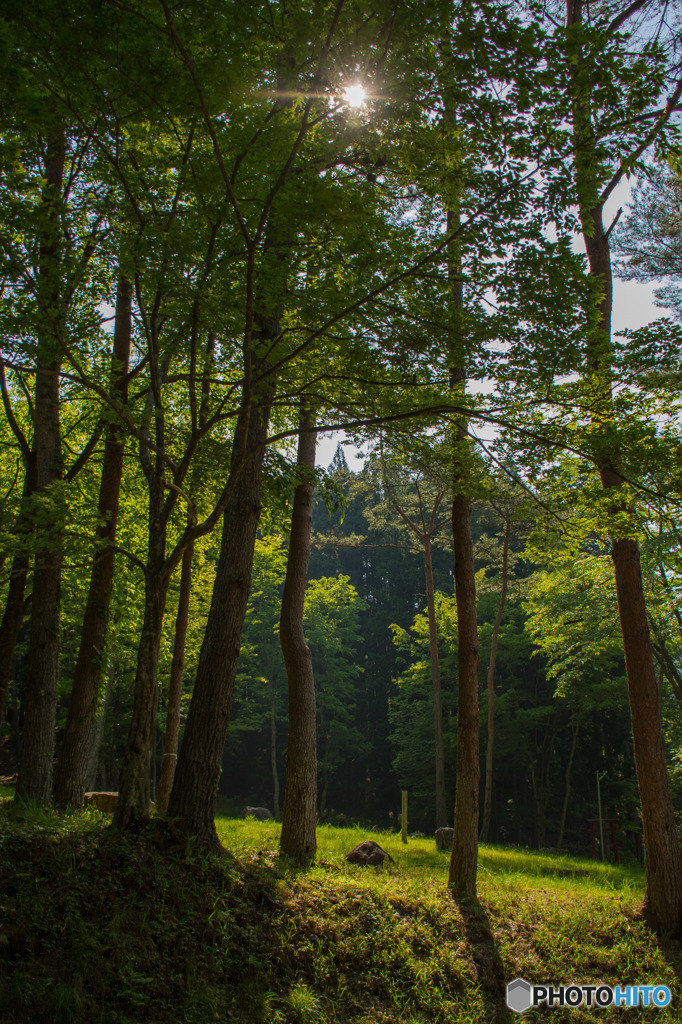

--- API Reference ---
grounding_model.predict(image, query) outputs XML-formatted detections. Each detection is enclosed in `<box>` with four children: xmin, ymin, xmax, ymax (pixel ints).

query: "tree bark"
<box><xmin>279</xmin><ymin>406</ymin><xmax>318</xmax><ymax>864</ymax></box>
<box><xmin>479</xmin><ymin>517</ymin><xmax>510</xmax><ymax>843</ymax></box>
<box><xmin>168</xmin><ymin>380</ymin><xmax>274</xmax><ymax>847</ymax></box>
<box><xmin>156</xmin><ymin>532</ymin><xmax>194</xmax><ymax>814</ymax></box>
<box><xmin>449</xmin><ymin>491</ymin><xmax>480</xmax><ymax>896</ymax></box>
<box><xmin>566</xmin><ymin>0</ymin><xmax>682</xmax><ymax>935</ymax></box>
<box><xmin>445</xmin><ymin>169</ymin><xmax>480</xmax><ymax>895</ymax></box>
<box><xmin>0</xmin><ymin>460</ymin><xmax>36</xmax><ymax>728</ymax></box>
<box><xmin>53</xmin><ymin>274</ymin><xmax>131</xmax><ymax>808</ymax></box>
<box><xmin>86</xmin><ymin>660</ymin><xmax>115</xmax><ymax>790</ymax></box>
<box><xmin>114</xmin><ymin>554</ymin><xmax>170</xmax><ymax>827</ymax></box>
<box><xmin>16</xmin><ymin>126</ymin><xmax>66</xmax><ymax>806</ymax></box>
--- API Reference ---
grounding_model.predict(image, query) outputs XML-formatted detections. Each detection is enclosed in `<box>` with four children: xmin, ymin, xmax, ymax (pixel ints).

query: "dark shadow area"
<box><xmin>657</xmin><ymin>934</ymin><xmax>682</xmax><ymax>1006</ymax></box>
<box><xmin>453</xmin><ymin>893</ymin><xmax>512</xmax><ymax>1024</ymax></box>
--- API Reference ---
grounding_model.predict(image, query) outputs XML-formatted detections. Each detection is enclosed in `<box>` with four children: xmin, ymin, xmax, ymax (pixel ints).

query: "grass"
<box><xmin>0</xmin><ymin>801</ymin><xmax>680</xmax><ymax>1023</ymax></box>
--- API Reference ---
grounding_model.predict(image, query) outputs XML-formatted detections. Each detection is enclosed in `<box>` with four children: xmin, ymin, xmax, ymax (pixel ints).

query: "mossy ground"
<box><xmin>1</xmin><ymin>799</ymin><xmax>680</xmax><ymax>1023</ymax></box>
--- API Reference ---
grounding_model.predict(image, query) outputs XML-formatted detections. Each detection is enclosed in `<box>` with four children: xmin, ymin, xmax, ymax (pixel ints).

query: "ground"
<box><xmin>0</xmin><ymin>795</ymin><xmax>680</xmax><ymax>1023</ymax></box>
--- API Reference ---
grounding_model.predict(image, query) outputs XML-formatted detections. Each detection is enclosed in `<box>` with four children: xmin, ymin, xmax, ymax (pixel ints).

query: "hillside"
<box><xmin>1</xmin><ymin>803</ymin><xmax>680</xmax><ymax>1023</ymax></box>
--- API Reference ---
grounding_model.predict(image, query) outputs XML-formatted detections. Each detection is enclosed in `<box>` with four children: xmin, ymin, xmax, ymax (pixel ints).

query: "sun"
<box><xmin>343</xmin><ymin>83</ymin><xmax>366</xmax><ymax>108</ymax></box>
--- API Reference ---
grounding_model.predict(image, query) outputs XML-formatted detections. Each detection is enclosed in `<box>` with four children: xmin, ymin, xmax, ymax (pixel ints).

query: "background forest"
<box><xmin>2</xmin><ymin>0</ymin><xmax>682</xmax><ymax>926</ymax></box>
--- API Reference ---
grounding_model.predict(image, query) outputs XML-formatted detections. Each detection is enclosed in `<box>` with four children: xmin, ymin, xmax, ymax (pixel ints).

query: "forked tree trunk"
<box><xmin>54</xmin><ymin>275</ymin><xmax>132</xmax><ymax>808</ymax></box>
<box><xmin>168</xmin><ymin>382</ymin><xmax>273</xmax><ymax>847</ymax></box>
<box><xmin>479</xmin><ymin>518</ymin><xmax>510</xmax><ymax>843</ymax></box>
<box><xmin>16</xmin><ymin>127</ymin><xmax>66</xmax><ymax>806</ymax></box>
<box><xmin>567</xmin><ymin>0</ymin><xmax>682</xmax><ymax>936</ymax></box>
<box><xmin>156</xmin><ymin>533</ymin><xmax>194</xmax><ymax>814</ymax></box>
<box><xmin>279</xmin><ymin>407</ymin><xmax>317</xmax><ymax>864</ymax></box>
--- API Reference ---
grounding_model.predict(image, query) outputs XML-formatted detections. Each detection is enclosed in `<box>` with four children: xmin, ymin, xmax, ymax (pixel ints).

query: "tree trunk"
<box><xmin>446</xmin><ymin>169</ymin><xmax>480</xmax><ymax>894</ymax></box>
<box><xmin>279</xmin><ymin>406</ymin><xmax>317</xmax><ymax>864</ymax></box>
<box><xmin>610</xmin><ymin>533</ymin><xmax>682</xmax><ymax>932</ymax></box>
<box><xmin>0</xmin><ymin>552</ymin><xmax>31</xmax><ymax>728</ymax></box>
<box><xmin>53</xmin><ymin>275</ymin><xmax>131</xmax><ymax>808</ymax></box>
<box><xmin>270</xmin><ymin>682</ymin><xmax>280</xmax><ymax>818</ymax></box>
<box><xmin>114</xmin><ymin>558</ymin><xmax>170</xmax><ymax>827</ymax></box>
<box><xmin>86</xmin><ymin>660</ymin><xmax>115</xmax><ymax>790</ymax></box>
<box><xmin>567</xmin><ymin>0</ymin><xmax>682</xmax><ymax>936</ymax></box>
<box><xmin>168</xmin><ymin>382</ymin><xmax>273</xmax><ymax>847</ymax></box>
<box><xmin>16</xmin><ymin>127</ymin><xmax>66</xmax><ymax>806</ymax></box>
<box><xmin>558</xmin><ymin>721</ymin><xmax>579</xmax><ymax>850</ymax></box>
<box><xmin>424</xmin><ymin>534</ymin><xmax>447</xmax><ymax>828</ymax></box>
<box><xmin>156</xmin><ymin>533</ymin><xmax>194</xmax><ymax>814</ymax></box>
<box><xmin>0</xmin><ymin>457</ymin><xmax>36</xmax><ymax>727</ymax></box>
<box><xmin>448</xmin><ymin>492</ymin><xmax>480</xmax><ymax>896</ymax></box>
<box><xmin>479</xmin><ymin>518</ymin><xmax>510</xmax><ymax>843</ymax></box>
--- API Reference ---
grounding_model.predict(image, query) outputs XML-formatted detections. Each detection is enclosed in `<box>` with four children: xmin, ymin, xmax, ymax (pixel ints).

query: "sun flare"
<box><xmin>343</xmin><ymin>83</ymin><xmax>366</xmax><ymax>108</ymax></box>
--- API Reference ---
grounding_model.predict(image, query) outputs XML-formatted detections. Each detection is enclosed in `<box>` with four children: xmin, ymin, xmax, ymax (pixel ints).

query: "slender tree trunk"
<box><xmin>558</xmin><ymin>721</ymin><xmax>579</xmax><ymax>850</ymax></box>
<box><xmin>279</xmin><ymin>406</ymin><xmax>318</xmax><ymax>864</ymax></box>
<box><xmin>0</xmin><ymin>553</ymin><xmax>31</xmax><ymax>727</ymax></box>
<box><xmin>449</xmin><ymin>491</ymin><xmax>480</xmax><ymax>895</ymax></box>
<box><xmin>567</xmin><ymin>0</ymin><xmax>682</xmax><ymax>936</ymax></box>
<box><xmin>54</xmin><ymin>275</ymin><xmax>132</xmax><ymax>808</ymax></box>
<box><xmin>168</xmin><ymin>381</ymin><xmax>274</xmax><ymax>847</ymax></box>
<box><xmin>86</xmin><ymin>661</ymin><xmax>115</xmax><ymax>790</ymax></box>
<box><xmin>16</xmin><ymin>127</ymin><xmax>66</xmax><ymax>806</ymax></box>
<box><xmin>479</xmin><ymin>518</ymin><xmax>510</xmax><ymax>843</ymax></box>
<box><xmin>610</xmin><ymin>533</ymin><xmax>682</xmax><ymax>931</ymax></box>
<box><xmin>270</xmin><ymin>683</ymin><xmax>280</xmax><ymax>818</ymax></box>
<box><xmin>114</xmin><ymin>555</ymin><xmax>170</xmax><ymax>828</ymax></box>
<box><xmin>445</xmin><ymin>174</ymin><xmax>480</xmax><ymax>894</ymax></box>
<box><xmin>156</xmin><ymin>532</ymin><xmax>194</xmax><ymax>814</ymax></box>
<box><xmin>424</xmin><ymin>535</ymin><xmax>447</xmax><ymax>828</ymax></box>
<box><xmin>0</xmin><ymin>460</ymin><xmax>36</xmax><ymax>727</ymax></box>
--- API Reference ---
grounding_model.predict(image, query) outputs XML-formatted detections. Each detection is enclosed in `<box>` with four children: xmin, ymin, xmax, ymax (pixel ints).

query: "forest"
<box><xmin>2</xmin><ymin>0</ymin><xmax>682</xmax><ymax>969</ymax></box>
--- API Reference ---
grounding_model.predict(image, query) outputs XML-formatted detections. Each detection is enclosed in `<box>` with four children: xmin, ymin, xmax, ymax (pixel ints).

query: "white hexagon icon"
<box><xmin>506</xmin><ymin>978</ymin><xmax>533</xmax><ymax>1014</ymax></box>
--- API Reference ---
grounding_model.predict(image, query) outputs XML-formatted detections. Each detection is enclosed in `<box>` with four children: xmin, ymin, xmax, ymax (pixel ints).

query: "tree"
<box><xmin>563</xmin><ymin>0</ymin><xmax>682</xmax><ymax>935</ymax></box>
<box><xmin>53</xmin><ymin>274</ymin><xmax>132</xmax><ymax>809</ymax></box>
<box><xmin>279</xmin><ymin>406</ymin><xmax>318</xmax><ymax>864</ymax></box>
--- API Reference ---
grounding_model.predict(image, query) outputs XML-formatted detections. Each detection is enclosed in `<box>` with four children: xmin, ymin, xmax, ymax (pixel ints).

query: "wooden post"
<box><xmin>401</xmin><ymin>789</ymin><xmax>408</xmax><ymax>844</ymax></box>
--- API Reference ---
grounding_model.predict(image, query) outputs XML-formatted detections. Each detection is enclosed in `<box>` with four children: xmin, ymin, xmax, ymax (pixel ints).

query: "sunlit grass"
<box><xmin>1</xmin><ymin>803</ymin><xmax>679</xmax><ymax>1023</ymax></box>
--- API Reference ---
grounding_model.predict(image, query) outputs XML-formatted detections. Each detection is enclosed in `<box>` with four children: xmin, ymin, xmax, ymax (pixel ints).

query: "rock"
<box><xmin>344</xmin><ymin>840</ymin><xmax>394</xmax><ymax>866</ymax></box>
<box><xmin>243</xmin><ymin>805</ymin><xmax>273</xmax><ymax>821</ymax></box>
<box><xmin>435</xmin><ymin>827</ymin><xmax>454</xmax><ymax>851</ymax></box>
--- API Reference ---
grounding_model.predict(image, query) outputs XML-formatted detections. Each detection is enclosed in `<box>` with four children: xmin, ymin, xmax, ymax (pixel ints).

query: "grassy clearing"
<box><xmin>0</xmin><ymin>803</ymin><xmax>680</xmax><ymax>1023</ymax></box>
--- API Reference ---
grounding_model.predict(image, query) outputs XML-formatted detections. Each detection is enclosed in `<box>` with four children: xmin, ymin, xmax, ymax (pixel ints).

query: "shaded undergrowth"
<box><xmin>1</xmin><ymin>804</ymin><xmax>680</xmax><ymax>1023</ymax></box>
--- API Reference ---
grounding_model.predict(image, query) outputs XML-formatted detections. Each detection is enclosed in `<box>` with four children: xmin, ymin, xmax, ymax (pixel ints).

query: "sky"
<box><xmin>315</xmin><ymin>181</ymin><xmax>669</xmax><ymax>470</ymax></box>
